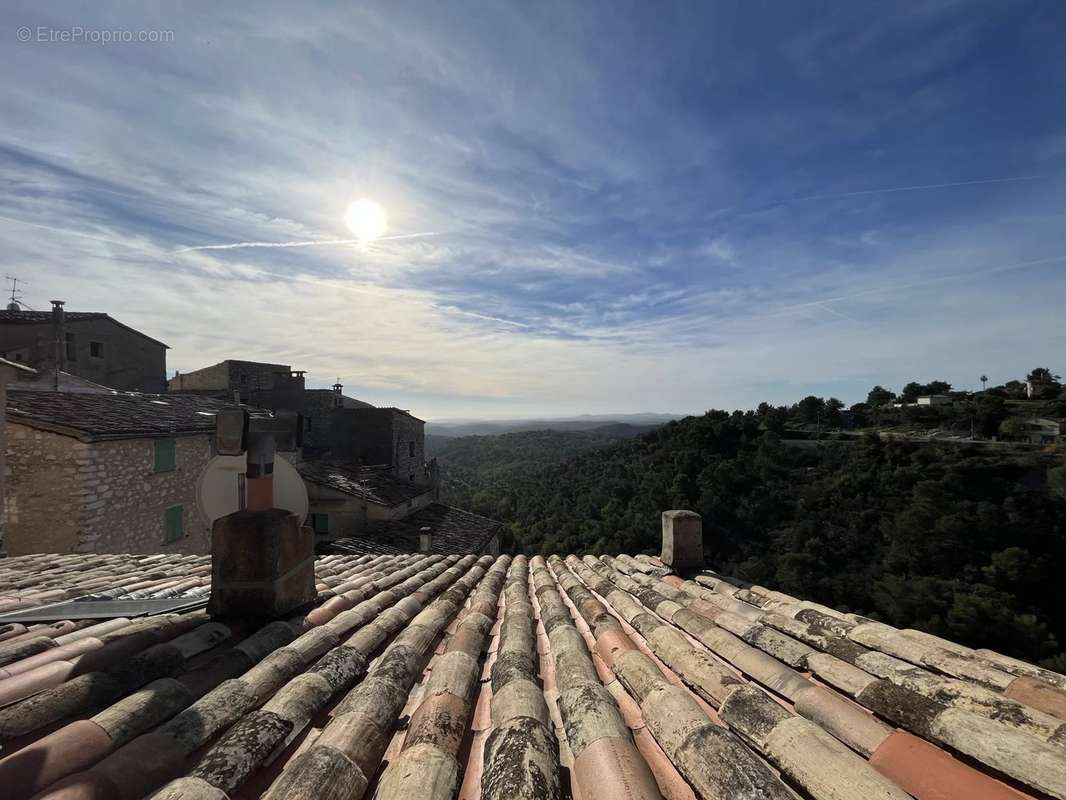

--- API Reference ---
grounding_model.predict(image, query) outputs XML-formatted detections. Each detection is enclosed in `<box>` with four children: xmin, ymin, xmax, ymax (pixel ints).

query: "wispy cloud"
<box><xmin>173</xmin><ymin>231</ymin><xmax>442</xmax><ymax>253</ymax></box>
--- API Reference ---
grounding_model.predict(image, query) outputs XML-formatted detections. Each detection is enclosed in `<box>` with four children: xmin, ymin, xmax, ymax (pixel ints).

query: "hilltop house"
<box><xmin>2</xmin><ymin>390</ymin><xmax>234</xmax><ymax>555</ymax></box>
<box><xmin>0</xmin><ymin>301</ymin><xmax>167</xmax><ymax>392</ymax></box>
<box><xmin>1011</xmin><ymin>417</ymin><xmax>1063</xmax><ymax>445</ymax></box>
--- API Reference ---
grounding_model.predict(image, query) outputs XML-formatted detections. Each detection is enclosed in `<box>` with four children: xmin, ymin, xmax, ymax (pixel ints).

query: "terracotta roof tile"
<box><xmin>0</xmin><ymin>549</ymin><xmax>1063</xmax><ymax>800</ymax></box>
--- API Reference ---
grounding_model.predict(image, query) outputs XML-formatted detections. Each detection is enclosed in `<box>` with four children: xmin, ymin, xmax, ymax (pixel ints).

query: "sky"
<box><xmin>2</xmin><ymin>2</ymin><xmax>1065</xmax><ymax>420</ymax></box>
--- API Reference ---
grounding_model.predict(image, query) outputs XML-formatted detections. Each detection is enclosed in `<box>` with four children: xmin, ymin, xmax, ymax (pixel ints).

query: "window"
<box><xmin>154</xmin><ymin>438</ymin><xmax>176</xmax><ymax>472</ymax></box>
<box><xmin>90</xmin><ymin>341</ymin><xmax>104</xmax><ymax>358</ymax></box>
<box><xmin>165</xmin><ymin>505</ymin><xmax>184</xmax><ymax>543</ymax></box>
<box><xmin>310</xmin><ymin>513</ymin><xmax>330</xmax><ymax>535</ymax></box>
<box><xmin>64</xmin><ymin>332</ymin><xmax>76</xmax><ymax>362</ymax></box>
<box><xmin>409</xmin><ymin>441</ymin><xmax>415</xmax><ymax>457</ymax></box>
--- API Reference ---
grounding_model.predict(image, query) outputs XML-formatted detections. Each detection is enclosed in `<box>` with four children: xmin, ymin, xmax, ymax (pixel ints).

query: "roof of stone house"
<box><xmin>324</xmin><ymin>503</ymin><xmax>505</xmax><ymax>556</ymax></box>
<box><xmin>303</xmin><ymin>389</ymin><xmax>375</xmax><ymax>409</ymax></box>
<box><xmin>10</xmin><ymin>370</ymin><xmax>114</xmax><ymax>394</ymax></box>
<box><xmin>298</xmin><ymin>462</ymin><xmax>432</xmax><ymax>507</ymax></box>
<box><xmin>0</xmin><ymin>310</ymin><xmax>169</xmax><ymax>348</ymax></box>
<box><xmin>0</xmin><ymin>356</ymin><xmax>35</xmax><ymax>374</ymax></box>
<box><xmin>0</xmin><ymin>550</ymin><xmax>1063</xmax><ymax>800</ymax></box>
<box><xmin>5</xmin><ymin>389</ymin><xmax>243</xmax><ymax>440</ymax></box>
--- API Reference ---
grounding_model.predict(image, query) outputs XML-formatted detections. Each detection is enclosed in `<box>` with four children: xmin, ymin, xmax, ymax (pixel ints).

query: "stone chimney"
<box><xmin>419</xmin><ymin>526</ymin><xmax>433</xmax><ymax>553</ymax></box>
<box><xmin>207</xmin><ymin>410</ymin><xmax>315</xmax><ymax>618</ymax></box>
<box><xmin>660</xmin><ymin>510</ymin><xmax>704</xmax><ymax>574</ymax></box>
<box><xmin>50</xmin><ymin>300</ymin><xmax>65</xmax><ymax>385</ymax></box>
<box><xmin>332</xmin><ymin>379</ymin><xmax>343</xmax><ymax>409</ymax></box>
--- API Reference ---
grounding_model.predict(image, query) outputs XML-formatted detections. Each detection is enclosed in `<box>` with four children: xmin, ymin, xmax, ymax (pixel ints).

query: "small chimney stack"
<box><xmin>332</xmin><ymin>378</ymin><xmax>343</xmax><ymax>408</ymax></box>
<box><xmin>51</xmin><ymin>300</ymin><xmax>66</xmax><ymax>390</ymax></box>
<box><xmin>419</xmin><ymin>526</ymin><xmax>433</xmax><ymax>553</ymax></box>
<box><xmin>660</xmin><ymin>510</ymin><xmax>705</xmax><ymax>574</ymax></box>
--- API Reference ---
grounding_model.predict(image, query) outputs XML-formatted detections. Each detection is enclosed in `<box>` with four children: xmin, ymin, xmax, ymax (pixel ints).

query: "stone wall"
<box><xmin>304</xmin><ymin>482</ymin><xmax>435</xmax><ymax>540</ymax></box>
<box><xmin>0</xmin><ymin>318</ymin><xmax>167</xmax><ymax>392</ymax></box>
<box><xmin>4</xmin><ymin>424</ymin><xmax>212</xmax><ymax>555</ymax></box>
<box><xmin>391</xmin><ymin>412</ymin><xmax>425</xmax><ymax>482</ymax></box>
<box><xmin>78</xmin><ymin>435</ymin><xmax>212</xmax><ymax>554</ymax></box>
<box><xmin>169</xmin><ymin>361</ymin><xmax>229</xmax><ymax>392</ymax></box>
<box><xmin>5</xmin><ymin>424</ymin><xmax>83</xmax><ymax>554</ymax></box>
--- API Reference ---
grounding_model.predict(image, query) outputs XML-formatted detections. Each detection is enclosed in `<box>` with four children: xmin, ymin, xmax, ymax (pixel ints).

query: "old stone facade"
<box><xmin>0</xmin><ymin>308</ymin><xmax>167</xmax><ymax>392</ymax></box>
<box><xmin>304</xmin><ymin>481</ymin><xmax>435</xmax><ymax>539</ymax></box>
<box><xmin>169</xmin><ymin>359</ymin><xmax>293</xmax><ymax>402</ymax></box>
<box><xmin>331</xmin><ymin>407</ymin><xmax>426</xmax><ymax>481</ymax></box>
<box><xmin>4</xmin><ymin>423</ymin><xmax>211</xmax><ymax>556</ymax></box>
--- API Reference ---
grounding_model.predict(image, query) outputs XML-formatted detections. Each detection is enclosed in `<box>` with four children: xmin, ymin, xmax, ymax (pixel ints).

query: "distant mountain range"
<box><xmin>425</xmin><ymin>413</ymin><xmax>682</xmax><ymax>437</ymax></box>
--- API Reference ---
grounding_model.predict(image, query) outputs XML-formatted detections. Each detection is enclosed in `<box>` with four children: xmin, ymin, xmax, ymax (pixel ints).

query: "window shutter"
<box><xmin>154</xmin><ymin>439</ymin><xmax>176</xmax><ymax>472</ymax></box>
<box><xmin>165</xmin><ymin>505</ymin><xmax>184</xmax><ymax>543</ymax></box>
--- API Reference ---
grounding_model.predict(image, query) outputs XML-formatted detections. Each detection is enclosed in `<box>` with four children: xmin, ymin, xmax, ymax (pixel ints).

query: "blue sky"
<box><xmin>2</xmin><ymin>2</ymin><xmax>1065</xmax><ymax>419</ymax></box>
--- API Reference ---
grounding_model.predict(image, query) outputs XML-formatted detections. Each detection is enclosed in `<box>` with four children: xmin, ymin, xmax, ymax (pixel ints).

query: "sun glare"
<box><xmin>344</xmin><ymin>198</ymin><xmax>388</xmax><ymax>241</ymax></box>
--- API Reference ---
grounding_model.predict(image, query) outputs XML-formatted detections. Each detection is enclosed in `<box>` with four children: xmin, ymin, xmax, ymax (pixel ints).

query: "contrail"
<box><xmin>798</xmin><ymin>173</ymin><xmax>1057</xmax><ymax>202</ymax></box>
<box><xmin>813</xmin><ymin>302</ymin><xmax>862</xmax><ymax>324</ymax></box>
<box><xmin>769</xmin><ymin>254</ymin><xmax>1066</xmax><ymax>318</ymax></box>
<box><xmin>174</xmin><ymin>231</ymin><xmax>442</xmax><ymax>253</ymax></box>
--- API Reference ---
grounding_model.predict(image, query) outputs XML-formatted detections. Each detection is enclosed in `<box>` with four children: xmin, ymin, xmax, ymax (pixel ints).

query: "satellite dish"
<box><xmin>196</xmin><ymin>454</ymin><xmax>309</xmax><ymax>524</ymax></box>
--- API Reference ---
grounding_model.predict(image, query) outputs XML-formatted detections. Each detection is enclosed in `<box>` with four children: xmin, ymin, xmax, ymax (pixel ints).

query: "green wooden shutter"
<box><xmin>154</xmin><ymin>439</ymin><xmax>176</xmax><ymax>472</ymax></box>
<box><xmin>311</xmin><ymin>513</ymin><xmax>330</xmax><ymax>535</ymax></box>
<box><xmin>165</xmin><ymin>505</ymin><xmax>184</xmax><ymax>543</ymax></box>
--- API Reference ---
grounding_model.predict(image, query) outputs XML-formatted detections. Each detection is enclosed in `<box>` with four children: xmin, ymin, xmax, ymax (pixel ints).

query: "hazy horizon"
<box><xmin>3</xmin><ymin>3</ymin><xmax>1064</xmax><ymax>419</ymax></box>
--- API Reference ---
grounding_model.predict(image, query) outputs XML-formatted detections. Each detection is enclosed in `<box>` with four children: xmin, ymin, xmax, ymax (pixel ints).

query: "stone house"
<box><xmin>0</xmin><ymin>357</ymin><xmax>36</xmax><ymax>555</ymax></box>
<box><xmin>169</xmin><ymin>359</ymin><xmax>295</xmax><ymax>402</ymax></box>
<box><xmin>330</xmin><ymin>406</ymin><xmax>427</xmax><ymax>482</ymax></box>
<box><xmin>300</xmin><ymin>383</ymin><xmax>375</xmax><ymax>454</ymax></box>
<box><xmin>298</xmin><ymin>461</ymin><xmax>436</xmax><ymax>540</ymax></box>
<box><xmin>3</xmin><ymin>389</ymin><xmax>235</xmax><ymax>555</ymax></box>
<box><xmin>169</xmin><ymin>361</ymin><xmax>374</xmax><ymax>454</ymax></box>
<box><xmin>0</xmin><ymin>301</ymin><xmax>167</xmax><ymax>392</ymax></box>
<box><xmin>1012</xmin><ymin>417</ymin><xmax>1063</xmax><ymax>445</ymax></box>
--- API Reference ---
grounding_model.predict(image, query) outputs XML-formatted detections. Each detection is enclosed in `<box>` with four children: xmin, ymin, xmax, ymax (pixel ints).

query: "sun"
<box><xmin>344</xmin><ymin>199</ymin><xmax>388</xmax><ymax>241</ymax></box>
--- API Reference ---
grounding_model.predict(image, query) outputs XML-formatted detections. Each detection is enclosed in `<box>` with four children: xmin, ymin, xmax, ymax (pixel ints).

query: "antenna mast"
<box><xmin>4</xmin><ymin>275</ymin><xmax>25</xmax><ymax>312</ymax></box>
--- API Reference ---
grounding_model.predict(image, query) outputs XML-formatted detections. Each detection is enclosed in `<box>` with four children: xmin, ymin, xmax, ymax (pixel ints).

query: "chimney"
<box><xmin>51</xmin><ymin>300</ymin><xmax>65</xmax><ymax>390</ymax></box>
<box><xmin>332</xmin><ymin>378</ymin><xmax>343</xmax><ymax>409</ymax></box>
<box><xmin>208</xmin><ymin>410</ymin><xmax>314</xmax><ymax>618</ymax></box>
<box><xmin>419</xmin><ymin>526</ymin><xmax>433</xmax><ymax>553</ymax></box>
<box><xmin>660</xmin><ymin>510</ymin><xmax>704</xmax><ymax>574</ymax></box>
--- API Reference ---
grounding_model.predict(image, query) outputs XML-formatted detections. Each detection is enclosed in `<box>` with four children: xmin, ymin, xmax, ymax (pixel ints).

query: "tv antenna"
<box><xmin>4</xmin><ymin>276</ymin><xmax>27</xmax><ymax>312</ymax></box>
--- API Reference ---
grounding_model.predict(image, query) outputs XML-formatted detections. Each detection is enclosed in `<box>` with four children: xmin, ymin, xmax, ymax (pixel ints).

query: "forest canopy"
<box><xmin>437</xmin><ymin>411</ymin><xmax>1066</xmax><ymax>670</ymax></box>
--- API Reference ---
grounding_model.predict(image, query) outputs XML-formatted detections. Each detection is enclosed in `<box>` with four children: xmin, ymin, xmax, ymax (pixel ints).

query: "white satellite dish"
<box><xmin>196</xmin><ymin>454</ymin><xmax>309</xmax><ymax>524</ymax></box>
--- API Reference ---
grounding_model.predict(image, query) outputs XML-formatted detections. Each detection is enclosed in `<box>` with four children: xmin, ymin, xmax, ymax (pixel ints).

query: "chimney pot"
<box><xmin>660</xmin><ymin>510</ymin><xmax>704</xmax><ymax>574</ymax></box>
<box><xmin>419</xmin><ymin>526</ymin><xmax>433</xmax><ymax>553</ymax></box>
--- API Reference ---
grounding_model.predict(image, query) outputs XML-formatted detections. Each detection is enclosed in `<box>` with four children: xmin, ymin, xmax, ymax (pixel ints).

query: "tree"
<box><xmin>1027</xmin><ymin>367</ymin><xmax>1061</xmax><ymax>385</ymax></box>
<box><xmin>866</xmin><ymin>385</ymin><xmax>895</xmax><ymax>406</ymax></box>
<box><xmin>796</xmin><ymin>395</ymin><xmax>826</xmax><ymax>425</ymax></box>
<box><xmin>925</xmin><ymin>380</ymin><xmax>952</xmax><ymax>395</ymax></box>
<box><xmin>980</xmin><ymin>375</ymin><xmax>988</xmax><ymax>391</ymax></box>
<box><xmin>999</xmin><ymin>417</ymin><xmax>1028</xmax><ymax>441</ymax></box>
<box><xmin>901</xmin><ymin>382</ymin><xmax>924</xmax><ymax>403</ymax></box>
<box><xmin>826</xmin><ymin>397</ymin><xmax>845</xmax><ymax>428</ymax></box>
